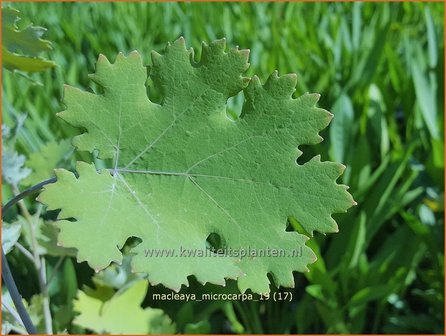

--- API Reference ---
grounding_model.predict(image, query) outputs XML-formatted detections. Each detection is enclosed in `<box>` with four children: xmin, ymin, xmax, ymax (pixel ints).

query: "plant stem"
<box><xmin>39</xmin><ymin>257</ymin><xmax>53</xmax><ymax>334</ymax></box>
<box><xmin>2</xmin><ymin>177</ymin><xmax>56</xmax><ymax>216</ymax></box>
<box><xmin>2</xmin><ymin>299</ymin><xmax>27</xmax><ymax>332</ymax></box>
<box><xmin>2</xmin><ymin>178</ymin><xmax>58</xmax><ymax>335</ymax></box>
<box><xmin>1</xmin><ymin>248</ymin><xmax>37</xmax><ymax>334</ymax></box>
<box><xmin>14</xmin><ymin>192</ymin><xmax>53</xmax><ymax>335</ymax></box>
<box><xmin>223</xmin><ymin>302</ymin><xmax>245</xmax><ymax>334</ymax></box>
<box><xmin>14</xmin><ymin>242</ymin><xmax>34</xmax><ymax>262</ymax></box>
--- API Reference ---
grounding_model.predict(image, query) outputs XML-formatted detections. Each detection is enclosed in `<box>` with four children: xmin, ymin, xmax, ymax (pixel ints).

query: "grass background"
<box><xmin>2</xmin><ymin>2</ymin><xmax>444</xmax><ymax>334</ymax></box>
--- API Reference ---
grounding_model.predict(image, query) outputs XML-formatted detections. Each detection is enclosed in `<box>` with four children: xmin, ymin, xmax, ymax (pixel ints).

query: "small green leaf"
<box><xmin>73</xmin><ymin>280</ymin><xmax>175</xmax><ymax>334</ymax></box>
<box><xmin>2</xmin><ymin>7</ymin><xmax>52</xmax><ymax>56</ymax></box>
<box><xmin>1</xmin><ymin>292</ymin><xmax>46</xmax><ymax>333</ymax></box>
<box><xmin>1</xmin><ymin>221</ymin><xmax>21</xmax><ymax>254</ymax></box>
<box><xmin>1</xmin><ymin>7</ymin><xmax>56</xmax><ymax>72</ymax></box>
<box><xmin>24</xmin><ymin>140</ymin><xmax>72</xmax><ymax>186</ymax></box>
<box><xmin>18</xmin><ymin>214</ymin><xmax>77</xmax><ymax>257</ymax></box>
<box><xmin>184</xmin><ymin>320</ymin><xmax>211</xmax><ymax>334</ymax></box>
<box><xmin>2</xmin><ymin>149</ymin><xmax>31</xmax><ymax>185</ymax></box>
<box><xmin>2</xmin><ymin>47</ymin><xmax>56</xmax><ymax>73</ymax></box>
<box><xmin>39</xmin><ymin>221</ymin><xmax>77</xmax><ymax>257</ymax></box>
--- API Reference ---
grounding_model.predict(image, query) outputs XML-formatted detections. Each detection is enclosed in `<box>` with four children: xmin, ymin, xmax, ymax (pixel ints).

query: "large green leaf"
<box><xmin>38</xmin><ymin>38</ymin><xmax>355</xmax><ymax>293</ymax></box>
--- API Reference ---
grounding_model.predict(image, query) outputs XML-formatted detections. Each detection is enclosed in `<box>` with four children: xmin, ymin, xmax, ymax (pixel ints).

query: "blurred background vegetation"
<box><xmin>2</xmin><ymin>2</ymin><xmax>444</xmax><ymax>334</ymax></box>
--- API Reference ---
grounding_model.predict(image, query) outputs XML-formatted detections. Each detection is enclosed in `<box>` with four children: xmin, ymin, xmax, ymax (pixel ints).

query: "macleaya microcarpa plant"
<box><xmin>38</xmin><ymin>37</ymin><xmax>355</xmax><ymax>294</ymax></box>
